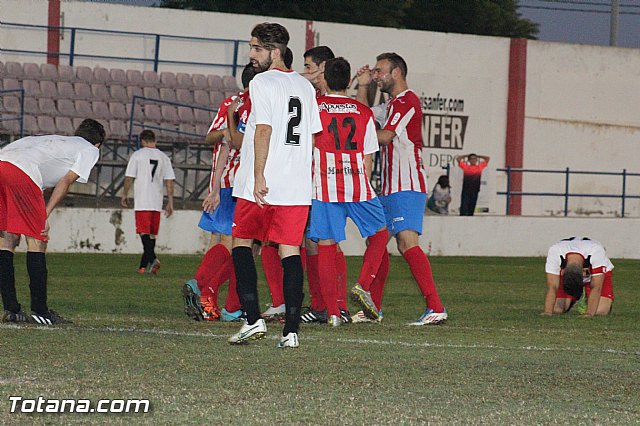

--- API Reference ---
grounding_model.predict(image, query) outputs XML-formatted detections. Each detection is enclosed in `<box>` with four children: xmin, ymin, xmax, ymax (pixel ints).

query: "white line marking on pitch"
<box><xmin>2</xmin><ymin>323</ymin><xmax>638</xmax><ymax>356</ymax></box>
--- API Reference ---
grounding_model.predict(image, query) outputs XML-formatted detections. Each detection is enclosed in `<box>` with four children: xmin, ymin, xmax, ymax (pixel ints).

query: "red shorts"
<box><xmin>0</xmin><ymin>161</ymin><xmax>47</xmax><ymax>241</ymax></box>
<box><xmin>135</xmin><ymin>211</ymin><xmax>161</xmax><ymax>235</ymax></box>
<box><xmin>557</xmin><ymin>271</ymin><xmax>614</xmax><ymax>301</ymax></box>
<box><xmin>232</xmin><ymin>198</ymin><xmax>308</xmax><ymax>246</ymax></box>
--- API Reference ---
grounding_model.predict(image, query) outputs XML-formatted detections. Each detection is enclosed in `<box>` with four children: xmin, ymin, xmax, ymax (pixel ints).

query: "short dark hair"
<box><xmin>139</xmin><ymin>129</ymin><xmax>156</xmax><ymax>142</ymax></box>
<box><xmin>562</xmin><ymin>264</ymin><xmax>584</xmax><ymax>300</ymax></box>
<box><xmin>284</xmin><ymin>47</ymin><xmax>294</xmax><ymax>69</ymax></box>
<box><xmin>376</xmin><ymin>52</ymin><xmax>408</xmax><ymax>78</ymax></box>
<box><xmin>303</xmin><ymin>46</ymin><xmax>335</xmax><ymax>66</ymax></box>
<box><xmin>241</xmin><ymin>63</ymin><xmax>257</xmax><ymax>88</ymax></box>
<box><xmin>251</xmin><ymin>22</ymin><xmax>289</xmax><ymax>60</ymax></box>
<box><xmin>324</xmin><ymin>57</ymin><xmax>351</xmax><ymax>92</ymax></box>
<box><xmin>75</xmin><ymin>119</ymin><xmax>105</xmax><ymax>146</ymax></box>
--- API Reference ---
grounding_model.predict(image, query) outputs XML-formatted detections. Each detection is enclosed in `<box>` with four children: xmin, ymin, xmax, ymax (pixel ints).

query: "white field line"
<box><xmin>2</xmin><ymin>323</ymin><xmax>639</xmax><ymax>356</ymax></box>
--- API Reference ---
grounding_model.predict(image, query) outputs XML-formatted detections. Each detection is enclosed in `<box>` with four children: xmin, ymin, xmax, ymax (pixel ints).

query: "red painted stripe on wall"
<box><xmin>47</xmin><ymin>0</ymin><xmax>61</xmax><ymax>65</ymax></box>
<box><xmin>505</xmin><ymin>38</ymin><xmax>527</xmax><ymax>215</ymax></box>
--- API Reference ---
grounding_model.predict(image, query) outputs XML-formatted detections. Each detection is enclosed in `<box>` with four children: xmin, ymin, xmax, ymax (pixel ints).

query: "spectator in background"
<box><xmin>427</xmin><ymin>175</ymin><xmax>452</xmax><ymax>215</ymax></box>
<box><xmin>454</xmin><ymin>153</ymin><xmax>490</xmax><ymax>216</ymax></box>
<box><xmin>121</xmin><ymin>130</ymin><xmax>175</xmax><ymax>274</ymax></box>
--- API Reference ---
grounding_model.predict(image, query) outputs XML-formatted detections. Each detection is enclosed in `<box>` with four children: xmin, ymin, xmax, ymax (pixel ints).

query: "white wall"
<box><xmin>25</xmin><ymin>208</ymin><xmax>639</xmax><ymax>259</ymax></box>
<box><xmin>2</xmin><ymin>0</ymin><xmax>640</xmax><ymax>218</ymax></box>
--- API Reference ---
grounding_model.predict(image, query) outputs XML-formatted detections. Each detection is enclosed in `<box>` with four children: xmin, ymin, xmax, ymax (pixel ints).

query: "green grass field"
<box><xmin>1</xmin><ymin>253</ymin><xmax>639</xmax><ymax>425</ymax></box>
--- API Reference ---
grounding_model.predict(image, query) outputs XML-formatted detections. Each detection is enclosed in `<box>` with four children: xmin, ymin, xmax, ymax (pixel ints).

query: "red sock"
<box><xmin>300</xmin><ymin>247</ymin><xmax>307</xmax><ymax>272</ymax></box>
<box><xmin>223</xmin><ymin>265</ymin><xmax>241</xmax><ymax>312</ymax></box>
<box><xmin>335</xmin><ymin>250</ymin><xmax>348</xmax><ymax>311</ymax></box>
<box><xmin>318</xmin><ymin>244</ymin><xmax>339</xmax><ymax>316</ymax></box>
<box><xmin>370</xmin><ymin>249</ymin><xmax>389</xmax><ymax>311</ymax></box>
<box><xmin>402</xmin><ymin>246</ymin><xmax>444</xmax><ymax>312</ymax></box>
<box><xmin>195</xmin><ymin>244</ymin><xmax>230</xmax><ymax>297</ymax></box>
<box><xmin>358</xmin><ymin>229</ymin><xmax>387</xmax><ymax>290</ymax></box>
<box><xmin>306</xmin><ymin>254</ymin><xmax>325</xmax><ymax>311</ymax></box>
<box><xmin>261</xmin><ymin>245</ymin><xmax>284</xmax><ymax>306</ymax></box>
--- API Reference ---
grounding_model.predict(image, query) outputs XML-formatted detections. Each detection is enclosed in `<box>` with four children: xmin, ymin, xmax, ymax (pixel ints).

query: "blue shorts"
<box><xmin>198</xmin><ymin>187</ymin><xmax>236</xmax><ymax>235</ymax></box>
<box><xmin>379</xmin><ymin>191</ymin><xmax>427</xmax><ymax>236</ymax></box>
<box><xmin>307</xmin><ymin>198</ymin><xmax>386</xmax><ymax>243</ymax></box>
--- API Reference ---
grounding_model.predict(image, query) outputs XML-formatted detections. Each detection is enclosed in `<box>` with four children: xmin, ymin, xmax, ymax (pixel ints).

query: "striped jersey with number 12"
<box><xmin>313</xmin><ymin>94</ymin><xmax>379</xmax><ymax>202</ymax></box>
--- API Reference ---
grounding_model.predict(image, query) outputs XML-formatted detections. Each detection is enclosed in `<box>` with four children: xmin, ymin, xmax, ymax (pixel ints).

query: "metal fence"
<box><xmin>497</xmin><ymin>167</ymin><xmax>640</xmax><ymax>217</ymax></box>
<box><xmin>0</xmin><ymin>21</ymin><xmax>247</xmax><ymax>76</ymax></box>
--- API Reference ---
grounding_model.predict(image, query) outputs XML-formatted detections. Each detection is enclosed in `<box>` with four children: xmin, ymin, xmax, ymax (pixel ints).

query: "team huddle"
<box><xmin>0</xmin><ymin>23</ymin><xmax>613</xmax><ymax>339</ymax></box>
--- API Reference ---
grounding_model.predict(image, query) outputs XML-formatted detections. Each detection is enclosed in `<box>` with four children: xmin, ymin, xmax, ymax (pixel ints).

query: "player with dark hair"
<box><xmin>0</xmin><ymin>119</ymin><xmax>105</xmax><ymax>324</ymax></box>
<box><xmin>228</xmin><ymin>22</ymin><xmax>322</xmax><ymax>348</ymax></box>
<box><xmin>543</xmin><ymin>237</ymin><xmax>614</xmax><ymax>316</ymax></box>
<box><xmin>308</xmin><ymin>57</ymin><xmax>388</xmax><ymax>326</ymax></box>
<box><xmin>453</xmin><ymin>153</ymin><xmax>491</xmax><ymax>216</ymax></box>
<box><xmin>181</xmin><ymin>63</ymin><xmax>259</xmax><ymax>322</ymax></box>
<box><xmin>355</xmin><ymin>52</ymin><xmax>447</xmax><ymax>325</ymax></box>
<box><xmin>121</xmin><ymin>130</ymin><xmax>175</xmax><ymax>274</ymax></box>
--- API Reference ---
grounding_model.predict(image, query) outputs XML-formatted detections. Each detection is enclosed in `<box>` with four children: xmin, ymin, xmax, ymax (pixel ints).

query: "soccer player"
<box><xmin>308</xmin><ymin>57</ymin><xmax>388</xmax><ymax>326</ymax></box>
<box><xmin>356</xmin><ymin>53</ymin><xmax>447</xmax><ymax>325</ymax></box>
<box><xmin>543</xmin><ymin>237</ymin><xmax>614</xmax><ymax>316</ymax></box>
<box><xmin>300</xmin><ymin>45</ymin><xmax>352</xmax><ymax>324</ymax></box>
<box><xmin>228</xmin><ymin>22</ymin><xmax>322</xmax><ymax>348</ymax></box>
<box><xmin>121</xmin><ymin>130</ymin><xmax>175</xmax><ymax>274</ymax></box>
<box><xmin>182</xmin><ymin>64</ymin><xmax>257</xmax><ymax>323</ymax></box>
<box><xmin>0</xmin><ymin>119</ymin><xmax>105</xmax><ymax>324</ymax></box>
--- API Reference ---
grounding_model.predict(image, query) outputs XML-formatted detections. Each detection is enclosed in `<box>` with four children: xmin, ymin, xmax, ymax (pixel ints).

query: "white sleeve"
<box><xmin>545</xmin><ymin>244</ymin><xmax>562</xmax><ymax>275</ymax></box>
<box><xmin>125</xmin><ymin>153</ymin><xmax>138</xmax><ymax>178</ymax></box>
<box><xmin>251</xmin><ymin>78</ymin><xmax>272</xmax><ymax>126</ymax></box>
<box><xmin>71</xmin><ymin>147</ymin><xmax>100</xmax><ymax>183</ymax></box>
<box><xmin>162</xmin><ymin>154</ymin><xmax>176</xmax><ymax>180</ymax></box>
<box><xmin>363</xmin><ymin>116</ymin><xmax>379</xmax><ymax>155</ymax></box>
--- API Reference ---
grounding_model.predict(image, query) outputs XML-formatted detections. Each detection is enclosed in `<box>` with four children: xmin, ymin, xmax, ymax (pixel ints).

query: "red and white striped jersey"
<box><xmin>313</xmin><ymin>94</ymin><xmax>378</xmax><ymax>202</ymax></box>
<box><xmin>379</xmin><ymin>89</ymin><xmax>427</xmax><ymax>196</ymax></box>
<box><xmin>207</xmin><ymin>92</ymin><xmax>244</xmax><ymax>190</ymax></box>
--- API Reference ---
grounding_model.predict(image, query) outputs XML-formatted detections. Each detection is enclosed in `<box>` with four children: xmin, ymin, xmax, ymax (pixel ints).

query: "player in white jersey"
<box><xmin>356</xmin><ymin>52</ymin><xmax>447</xmax><ymax>325</ymax></box>
<box><xmin>0</xmin><ymin>119</ymin><xmax>105</xmax><ymax>324</ymax></box>
<box><xmin>543</xmin><ymin>237</ymin><xmax>614</xmax><ymax>316</ymax></box>
<box><xmin>228</xmin><ymin>22</ymin><xmax>322</xmax><ymax>348</ymax></box>
<box><xmin>121</xmin><ymin>130</ymin><xmax>175</xmax><ymax>274</ymax></box>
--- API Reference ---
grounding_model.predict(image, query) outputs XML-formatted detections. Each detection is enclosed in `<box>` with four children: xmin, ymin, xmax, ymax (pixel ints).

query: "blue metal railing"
<box><xmin>0</xmin><ymin>88</ymin><xmax>25</xmax><ymax>137</ymax></box>
<box><xmin>497</xmin><ymin>167</ymin><xmax>640</xmax><ymax>217</ymax></box>
<box><xmin>0</xmin><ymin>21</ymin><xmax>247</xmax><ymax>76</ymax></box>
<box><xmin>127</xmin><ymin>95</ymin><xmax>218</xmax><ymax>150</ymax></box>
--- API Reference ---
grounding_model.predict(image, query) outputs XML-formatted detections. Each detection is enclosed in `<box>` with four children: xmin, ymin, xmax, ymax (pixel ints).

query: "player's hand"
<box><xmin>202</xmin><ymin>192</ymin><xmax>219</xmax><ymax>213</ymax></box>
<box><xmin>357</xmin><ymin>65</ymin><xmax>372</xmax><ymax>87</ymax></box>
<box><xmin>229</xmin><ymin>97</ymin><xmax>241</xmax><ymax>114</ymax></box>
<box><xmin>165</xmin><ymin>203</ymin><xmax>173</xmax><ymax>218</ymax></box>
<box><xmin>120</xmin><ymin>197</ymin><xmax>129</xmax><ymax>208</ymax></box>
<box><xmin>253</xmin><ymin>175</ymin><xmax>269</xmax><ymax>207</ymax></box>
<box><xmin>539</xmin><ymin>312</ymin><xmax>552</xmax><ymax>317</ymax></box>
<box><xmin>41</xmin><ymin>221</ymin><xmax>50</xmax><ymax>242</ymax></box>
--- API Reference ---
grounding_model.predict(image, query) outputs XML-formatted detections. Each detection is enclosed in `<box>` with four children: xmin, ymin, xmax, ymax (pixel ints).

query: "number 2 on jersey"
<box><xmin>286</xmin><ymin>97</ymin><xmax>302</xmax><ymax>145</ymax></box>
<box><xmin>328</xmin><ymin>117</ymin><xmax>357</xmax><ymax>151</ymax></box>
<box><xmin>149</xmin><ymin>159</ymin><xmax>158</xmax><ymax>181</ymax></box>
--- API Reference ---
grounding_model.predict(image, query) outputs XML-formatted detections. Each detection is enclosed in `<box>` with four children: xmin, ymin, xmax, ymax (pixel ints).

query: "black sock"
<box><xmin>140</xmin><ymin>234</ymin><xmax>154</xmax><ymax>268</ymax></box>
<box><xmin>27</xmin><ymin>252</ymin><xmax>48</xmax><ymax>314</ymax></box>
<box><xmin>150</xmin><ymin>237</ymin><xmax>157</xmax><ymax>260</ymax></box>
<box><xmin>282</xmin><ymin>255</ymin><xmax>304</xmax><ymax>335</ymax></box>
<box><xmin>232</xmin><ymin>246</ymin><xmax>260</xmax><ymax>325</ymax></box>
<box><xmin>0</xmin><ymin>250</ymin><xmax>19</xmax><ymax>312</ymax></box>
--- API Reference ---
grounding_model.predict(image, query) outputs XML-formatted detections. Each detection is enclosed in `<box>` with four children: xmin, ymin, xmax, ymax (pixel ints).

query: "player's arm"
<box><xmin>203</xmin><ymin>143</ymin><xmax>229</xmax><ymax>213</ymax></box>
<box><xmin>542</xmin><ymin>273</ymin><xmax>560</xmax><ymax>315</ymax></box>
<box><xmin>164</xmin><ymin>178</ymin><xmax>174</xmax><ymax>218</ymax></box>
<box><xmin>226</xmin><ymin>98</ymin><xmax>244</xmax><ymax>150</ymax></box>
<box><xmin>355</xmin><ymin>65</ymin><xmax>372</xmax><ymax>105</ymax></box>
<box><xmin>364</xmin><ymin>153</ymin><xmax>373</xmax><ymax>182</ymax></box>
<box><xmin>121</xmin><ymin>176</ymin><xmax>134</xmax><ymax>208</ymax></box>
<box><xmin>205</xmin><ymin>129</ymin><xmax>226</xmax><ymax>147</ymax></box>
<box><xmin>376</xmin><ymin>129</ymin><xmax>395</xmax><ymax>146</ymax></box>
<box><xmin>584</xmin><ymin>274</ymin><xmax>604</xmax><ymax>317</ymax></box>
<box><xmin>253</xmin><ymin>124</ymin><xmax>272</xmax><ymax>206</ymax></box>
<box><xmin>46</xmin><ymin>170</ymin><xmax>80</xmax><ymax>217</ymax></box>
<box><xmin>479</xmin><ymin>155</ymin><xmax>491</xmax><ymax>164</ymax></box>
